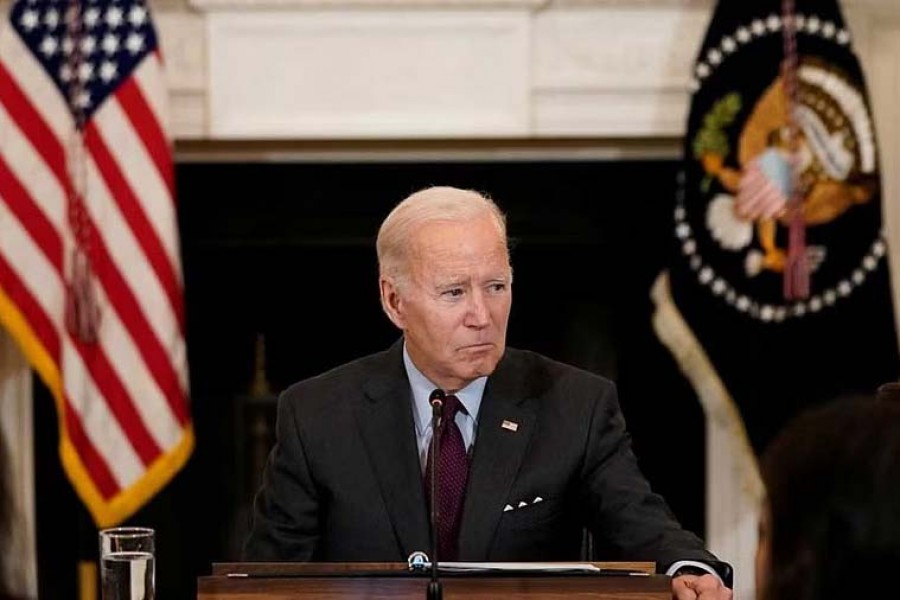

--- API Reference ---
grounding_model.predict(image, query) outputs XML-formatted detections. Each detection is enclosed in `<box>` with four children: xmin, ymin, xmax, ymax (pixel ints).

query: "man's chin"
<box><xmin>460</xmin><ymin>354</ymin><xmax>501</xmax><ymax>379</ymax></box>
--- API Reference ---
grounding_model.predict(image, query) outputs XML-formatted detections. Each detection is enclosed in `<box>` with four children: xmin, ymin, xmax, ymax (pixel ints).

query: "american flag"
<box><xmin>0</xmin><ymin>0</ymin><xmax>192</xmax><ymax>526</ymax></box>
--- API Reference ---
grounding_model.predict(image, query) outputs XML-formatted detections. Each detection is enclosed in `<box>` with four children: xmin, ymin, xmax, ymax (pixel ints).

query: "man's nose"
<box><xmin>465</xmin><ymin>291</ymin><xmax>490</xmax><ymax>328</ymax></box>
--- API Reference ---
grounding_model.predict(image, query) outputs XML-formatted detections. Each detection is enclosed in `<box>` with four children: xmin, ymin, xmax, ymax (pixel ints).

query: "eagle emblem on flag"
<box><xmin>676</xmin><ymin>11</ymin><xmax>886</xmax><ymax>322</ymax></box>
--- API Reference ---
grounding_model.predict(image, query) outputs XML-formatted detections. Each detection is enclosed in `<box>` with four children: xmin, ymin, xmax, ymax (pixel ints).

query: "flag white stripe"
<box><xmin>0</xmin><ymin>197</ymin><xmax>65</xmax><ymax>322</ymax></box>
<box><xmin>93</xmin><ymin>94</ymin><xmax>181</xmax><ymax>277</ymax></box>
<box><xmin>62</xmin><ymin>341</ymin><xmax>144</xmax><ymax>488</ymax></box>
<box><xmin>0</xmin><ymin>102</ymin><xmax>68</xmax><ymax>236</ymax></box>
<box><xmin>132</xmin><ymin>56</ymin><xmax>172</xmax><ymax>145</ymax></box>
<box><xmin>0</xmin><ymin>29</ymin><xmax>72</xmax><ymax>143</ymax></box>
<box><xmin>83</xmin><ymin>157</ymin><xmax>188</xmax><ymax>394</ymax></box>
<box><xmin>92</xmin><ymin>282</ymin><xmax>183</xmax><ymax>450</ymax></box>
<box><xmin>0</xmin><ymin>200</ymin><xmax>142</xmax><ymax>487</ymax></box>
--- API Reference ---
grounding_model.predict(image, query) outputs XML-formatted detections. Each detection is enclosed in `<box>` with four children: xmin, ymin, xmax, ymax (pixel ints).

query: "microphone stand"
<box><xmin>427</xmin><ymin>389</ymin><xmax>445</xmax><ymax>600</ymax></box>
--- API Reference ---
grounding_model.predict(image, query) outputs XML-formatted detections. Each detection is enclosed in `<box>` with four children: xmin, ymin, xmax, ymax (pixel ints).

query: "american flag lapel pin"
<box><xmin>501</xmin><ymin>420</ymin><xmax>519</xmax><ymax>432</ymax></box>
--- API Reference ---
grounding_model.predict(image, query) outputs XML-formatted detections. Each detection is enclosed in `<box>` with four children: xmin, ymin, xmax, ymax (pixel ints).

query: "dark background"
<box><xmin>33</xmin><ymin>159</ymin><xmax>706</xmax><ymax>598</ymax></box>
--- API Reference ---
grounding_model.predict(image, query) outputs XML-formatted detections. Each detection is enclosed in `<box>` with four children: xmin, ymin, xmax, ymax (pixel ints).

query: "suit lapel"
<box><xmin>458</xmin><ymin>352</ymin><xmax>536</xmax><ymax>560</ymax></box>
<box><xmin>355</xmin><ymin>342</ymin><xmax>430</xmax><ymax>559</ymax></box>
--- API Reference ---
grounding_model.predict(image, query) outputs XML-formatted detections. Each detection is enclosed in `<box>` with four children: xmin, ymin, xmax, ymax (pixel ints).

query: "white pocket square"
<box><xmin>504</xmin><ymin>496</ymin><xmax>547</xmax><ymax>512</ymax></box>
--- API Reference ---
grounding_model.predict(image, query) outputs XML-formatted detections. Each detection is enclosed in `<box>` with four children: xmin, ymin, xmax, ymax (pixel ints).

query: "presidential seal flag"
<box><xmin>0</xmin><ymin>0</ymin><xmax>193</xmax><ymax>526</ymax></box>
<box><xmin>654</xmin><ymin>0</ymin><xmax>898</xmax><ymax>464</ymax></box>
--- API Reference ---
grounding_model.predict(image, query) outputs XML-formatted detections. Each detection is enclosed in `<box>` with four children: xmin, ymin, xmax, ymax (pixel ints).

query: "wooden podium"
<box><xmin>197</xmin><ymin>562</ymin><xmax>672</xmax><ymax>600</ymax></box>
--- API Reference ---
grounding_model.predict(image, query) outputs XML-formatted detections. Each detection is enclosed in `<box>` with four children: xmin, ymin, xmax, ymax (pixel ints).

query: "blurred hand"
<box><xmin>671</xmin><ymin>573</ymin><xmax>733</xmax><ymax>600</ymax></box>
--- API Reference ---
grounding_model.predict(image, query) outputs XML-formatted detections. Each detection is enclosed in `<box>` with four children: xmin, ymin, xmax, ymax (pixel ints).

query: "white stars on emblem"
<box><xmin>711</xmin><ymin>278</ymin><xmax>726</xmax><ymax>295</ymax></box>
<box><xmin>863</xmin><ymin>256</ymin><xmax>878</xmax><ymax>271</ymax></box>
<box><xmin>20</xmin><ymin>9</ymin><xmax>39</xmax><ymax>31</ymax></box>
<box><xmin>837</xmin><ymin>281</ymin><xmax>852</xmax><ymax>297</ymax></box>
<box><xmin>751</xmin><ymin>19</ymin><xmax>766</xmax><ymax>36</ymax></box>
<box><xmin>766</xmin><ymin>15</ymin><xmax>781</xmax><ymax>32</ymax></box>
<box><xmin>125</xmin><ymin>32</ymin><xmax>145</xmax><ymax>55</ymax></box>
<box><xmin>760</xmin><ymin>305</ymin><xmax>775</xmax><ymax>322</ymax></box>
<box><xmin>74</xmin><ymin>89</ymin><xmax>91</xmax><ymax>109</ymax></box>
<box><xmin>824</xmin><ymin>290</ymin><xmax>837</xmax><ymax>306</ymax></box>
<box><xmin>77</xmin><ymin>61</ymin><xmax>94</xmax><ymax>82</ymax></box>
<box><xmin>698</xmin><ymin>267</ymin><xmax>714</xmax><ymax>284</ymax></box>
<box><xmin>852</xmin><ymin>269</ymin><xmax>865</xmax><ymax>285</ymax></box>
<box><xmin>59</xmin><ymin>63</ymin><xmax>72</xmax><ymax>82</ymax></box>
<box><xmin>106</xmin><ymin>6</ymin><xmax>124</xmax><ymax>29</ymax></box>
<box><xmin>822</xmin><ymin>22</ymin><xmax>836</xmax><ymax>38</ymax></box>
<box><xmin>809</xmin><ymin>297</ymin><xmax>823</xmax><ymax>313</ymax></box>
<box><xmin>682</xmin><ymin>240</ymin><xmax>696</xmax><ymax>255</ymax></box>
<box><xmin>836</xmin><ymin>29</ymin><xmax>850</xmax><ymax>45</ymax></box>
<box><xmin>102</xmin><ymin>32</ymin><xmax>119</xmax><ymax>55</ymax></box>
<box><xmin>872</xmin><ymin>240</ymin><xmax>886</xmax><ymax>257</ymax></box>
<box><xmin>100</xmin><ymin>60</ymin><xmax>118</xmax><ymax>83</ymax></box>
<box><xmin>84</xmin><ymin>6</ymin><xmax>101</xmax><ymax>28</ymax></box>
<box><xmin>736</xmin><ymin>296</ymin><xmax>750</xmax><ymax>312</ymax></box>
<box><xmin>806</xmin><ymin>16</ymin><xmax>821</xmax><ymax>34</ymax></box>
<box><xmin>128</xmin><ymin>5</ymin><xmax>147</xmax><ymax>27</ymax></box>
<box><xmin>80</xmin><ymin>35</ymin><xmax>96</xmax><ymax>55</ymax></box>
<box><xmin>736</xmin><ymin>27</ymin><xmax>751</xmax><ymax>43</ymax></box>
<box><xmin>721</xmin><ymin>36</ymin><xmax>736</xmax><ymax>53</ymax></box>
<box><xmin>676</xmin><ymin>223</ymin><xmax>692</xmax><ymax>240</ymax></box>
<box><xmin>43</xmin><ymin>8</ymin><xmax>59</xmax><ymax>29</ymax></box>
<box><xmin>696</xmin><ymin>63</ymin><xmax>711</xmax><ymax>78</ymax></box>
<box><xmin>39</xmin><ymin>35</ymin><xmax>58</xmax><ymax>57</ymax></box>
<box><xmin>61</xmin><ymin>35</ymin><xmax>74</xmax><ymax>55</ymax></box>
<box><xmin>707</xmin><ymin>49</ymin><xmax>722</xmax><ymax>65</ymax></box>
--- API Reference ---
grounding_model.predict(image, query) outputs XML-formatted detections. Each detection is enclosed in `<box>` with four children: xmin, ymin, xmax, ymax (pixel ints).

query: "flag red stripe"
<box><xmin>0</xmin><ymin>237</ymin><xmax>162</xmax><ymax>466</ymax></box>
<box><xmin>84</xmin><ymin>122</ymin><xmax>185</xmax><ymax>330</ymax></box>
<box><xmin>117</xmin><ymin>77</ymin><xmax>174</xmax><ymax>195</ymax></box>
<box><xmin>63</xmin><ymin>399</ymin><xmax>120</xmax><ymax>499</ymax></box>
<box><xmin>0</xmin><ymin>254</ymin><xmax>61</xmax><ymax>364</ymax></box>
<box><xmin>0</xmin><ymin>258</ymin><xmax>117</xmax><ymax>497</ymax></box>
<box><xmin>0</xmin><ymin>62</ymin><xmax>68</xmax><ymax>187</ymax></box>
<box><xmin>0</xmin><ymin>154</ymin><xmax>64</xmax><ymax>272</ymax></box>
<box><xmin>84</xmin><ymin>218</ymin><xmax>190</xmax><ymax>425</ymax></box>
<box><xmin>71</xmin><ymin>339</ymin><xmax>163</xmax><ymax>466</ymax></box>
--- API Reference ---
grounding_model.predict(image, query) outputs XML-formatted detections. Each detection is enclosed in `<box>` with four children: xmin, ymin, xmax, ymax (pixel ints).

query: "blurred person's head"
<box><xmin>756</xmin><ymin>392</ymin><xmax>900</xmax><ymax>600</ymax></box>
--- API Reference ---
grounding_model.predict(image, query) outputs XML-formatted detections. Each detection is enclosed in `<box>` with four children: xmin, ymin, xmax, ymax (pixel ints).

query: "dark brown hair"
<box><xmin>760</xmin><ymin>392</ymin><xmax>900</xmax><ymax>600</ymax></box>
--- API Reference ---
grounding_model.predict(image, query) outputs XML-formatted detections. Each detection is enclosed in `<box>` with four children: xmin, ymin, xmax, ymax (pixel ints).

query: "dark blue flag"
<box><xmin>655</xmin><ymin>0</ymin><xmax>899</xmax><ymax>456</ymax></box>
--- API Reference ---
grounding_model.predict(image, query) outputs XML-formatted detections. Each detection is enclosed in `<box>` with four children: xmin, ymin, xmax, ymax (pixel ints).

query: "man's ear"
<box><xmin>379</xmin><ymin>276</ymin><xmax>405</xmax><ymax>330</ymax></box>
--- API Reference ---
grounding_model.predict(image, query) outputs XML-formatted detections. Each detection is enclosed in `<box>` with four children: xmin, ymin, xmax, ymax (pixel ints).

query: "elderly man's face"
<box><xmin>382</xmin><ymin>214</ymin><xmax>512</xmax><ymax>392</ymax></box>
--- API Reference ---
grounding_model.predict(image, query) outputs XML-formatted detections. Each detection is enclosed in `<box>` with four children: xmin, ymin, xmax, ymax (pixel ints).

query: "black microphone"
<box><xmin>427</xmin><ymin>388</ymin><xmax>445</xmax><ymax>600</ymax></box>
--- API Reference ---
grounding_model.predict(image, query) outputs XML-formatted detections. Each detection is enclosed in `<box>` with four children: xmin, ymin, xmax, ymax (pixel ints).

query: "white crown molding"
<box><xmin>154</xmin><ymin>0</ymin><xmax>900</xmax><ymax>142</ymax></box>
<box><xmin>189</xmin><ymin>0</ymin><xmax>546</xmax><ymax>11</ymax></box>
<box><xmin>182</xmin><ymin>0</ymin><xmax>900</xmax><ymax>12</ymax></box>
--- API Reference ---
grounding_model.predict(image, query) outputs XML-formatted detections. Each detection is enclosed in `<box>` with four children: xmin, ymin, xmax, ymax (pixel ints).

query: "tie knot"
<box><xmin>442</xmin><ymin>394</ymin><xmax>466</xmax><ymax>421</ymax></box>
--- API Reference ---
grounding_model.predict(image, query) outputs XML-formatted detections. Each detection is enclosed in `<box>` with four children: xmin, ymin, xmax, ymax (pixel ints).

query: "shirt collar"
<box><xmin>403</xmin><ymin>343</ymin><xmax>486</xmax><ymax>436</ymax></box>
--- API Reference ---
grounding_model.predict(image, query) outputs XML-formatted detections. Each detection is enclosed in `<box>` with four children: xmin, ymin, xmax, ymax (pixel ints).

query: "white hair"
<box><xmin>376</xmin><ymin>186</ymin><xmax>509</xmax><ymax>289</ymax></box>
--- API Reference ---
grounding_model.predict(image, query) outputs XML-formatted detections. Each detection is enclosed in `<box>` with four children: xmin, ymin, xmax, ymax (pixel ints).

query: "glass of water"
<box><xmin>99</xmin><ymin>527</ymin><xmax>155</xmax><ymax>600</ymax></box>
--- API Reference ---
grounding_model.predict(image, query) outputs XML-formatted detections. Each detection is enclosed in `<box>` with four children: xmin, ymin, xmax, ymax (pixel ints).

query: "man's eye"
<box><xmin>488</xmin><ymin>283</ymin><xmax>507</xmax><ymax>293</ymax></box>
<box><xmin>442</xmin><ymin>288</ymin><xmax>464</xmax><ymax>298</ymax></box>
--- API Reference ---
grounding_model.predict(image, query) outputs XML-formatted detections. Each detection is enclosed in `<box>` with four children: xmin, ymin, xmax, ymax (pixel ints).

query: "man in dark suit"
<box><xmin>244</xmin><ymin>186</ymin><xmax>732</xmax><ymax>600</ymax></box>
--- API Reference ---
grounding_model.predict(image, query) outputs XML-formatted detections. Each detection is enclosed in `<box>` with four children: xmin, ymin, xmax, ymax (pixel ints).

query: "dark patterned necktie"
<box><xmin>424</xmin><ymin>393</ymin><xmax>469</xmax><ymax>561</ymax></box>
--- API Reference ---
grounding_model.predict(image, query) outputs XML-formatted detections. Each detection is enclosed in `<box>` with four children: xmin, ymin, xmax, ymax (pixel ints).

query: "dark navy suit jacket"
<box><xmin>243</xmin><ymin>341</ymin><xmax>715</xmax><ymax>569</ymax></box>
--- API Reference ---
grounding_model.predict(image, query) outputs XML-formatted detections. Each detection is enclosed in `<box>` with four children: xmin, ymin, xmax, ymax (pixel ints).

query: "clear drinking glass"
<box><xmin>99</xmin><ymin>527</ymin><xmax>155</xmax><ymax>600</ymax></box>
